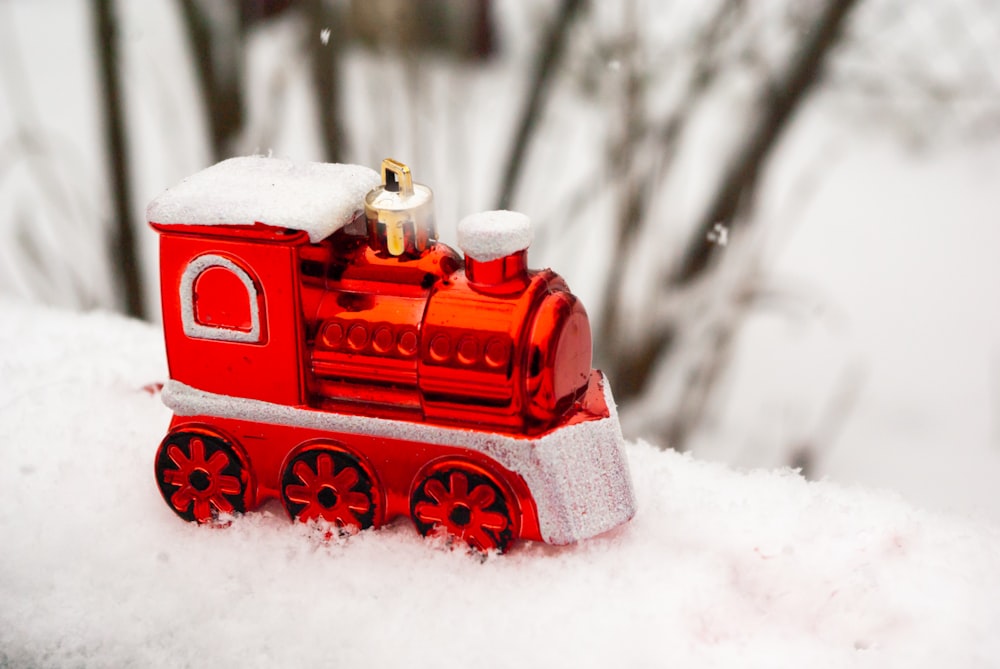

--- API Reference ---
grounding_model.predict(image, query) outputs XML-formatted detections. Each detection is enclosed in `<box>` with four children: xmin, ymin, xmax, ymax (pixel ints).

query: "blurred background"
<box><xmin>2</xmin><ymin>0</ymin><xmax>1000</xmax><ymax>520</ymax></box>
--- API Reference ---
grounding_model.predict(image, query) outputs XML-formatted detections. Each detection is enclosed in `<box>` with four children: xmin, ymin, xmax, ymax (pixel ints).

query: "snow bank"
<box><xmin>1</xmin><ymin>299</ymin><xmax>999</xmax><ymax>668</ymax></box>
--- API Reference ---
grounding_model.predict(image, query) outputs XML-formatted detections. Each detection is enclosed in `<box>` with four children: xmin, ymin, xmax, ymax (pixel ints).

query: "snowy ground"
<box><xmin>2</xmin><ymin>299</ymin><xmax>1000</xmax><ymax>668</ymax></box>
<box><xmin>6</xmin><ymin>0</ymin><xmax>1000</xmax><ymax>528</ymax></box>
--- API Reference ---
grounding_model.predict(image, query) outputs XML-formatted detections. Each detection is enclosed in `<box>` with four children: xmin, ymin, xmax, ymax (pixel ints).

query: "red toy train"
<box><xmin>148</xmin><ymin>157</ymin><xmax>634</xmax><ymax>551</ymax></box>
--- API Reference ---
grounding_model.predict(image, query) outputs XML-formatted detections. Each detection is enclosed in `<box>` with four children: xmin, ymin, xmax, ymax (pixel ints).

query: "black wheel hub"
<box><xmin>188</xmin><ymin>469</ymin><xmax>212</xmax><ymax>492</ymax></box>
<box><xmin>448</xmin><ymin>504</ymin><xmax>472</xmax><ymax>527</ymax></box>
<box><xmin>317</xmin><ymin>486</ymin><xmax>339</xmax><ymax>509</ymax></box>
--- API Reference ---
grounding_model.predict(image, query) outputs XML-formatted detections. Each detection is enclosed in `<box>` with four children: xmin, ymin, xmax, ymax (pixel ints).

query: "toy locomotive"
<box><xmin>148</xmin><ymin>157</ymin><xmax>635</xmax><ymax>552</ymax></box>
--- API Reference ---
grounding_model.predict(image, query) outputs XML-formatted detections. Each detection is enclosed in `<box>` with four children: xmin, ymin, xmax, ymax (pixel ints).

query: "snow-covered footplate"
<box><xmin>162</xmin><ymin>373</ymin><xmax>636</xmax><ymax>546</ymax></box>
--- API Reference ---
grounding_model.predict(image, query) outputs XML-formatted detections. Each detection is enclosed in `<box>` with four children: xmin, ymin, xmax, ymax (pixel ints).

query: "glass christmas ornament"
<box><xmin>148</xmin><ymin>157</ymin><xmax>635</xmax><ymax>552</ymax></box>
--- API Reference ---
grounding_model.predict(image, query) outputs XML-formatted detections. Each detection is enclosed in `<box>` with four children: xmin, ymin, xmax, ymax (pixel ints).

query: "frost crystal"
<box><xmin>707</xmin><ymin>222</ymin><xmax>729</xmax><ymax>246</ymax></box>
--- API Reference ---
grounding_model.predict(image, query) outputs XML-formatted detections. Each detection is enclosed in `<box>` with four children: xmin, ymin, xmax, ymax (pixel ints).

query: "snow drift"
<box><xmin>1</xmin><ymin>299</ymin><xmax>998</xmax><ymax>668</ymax></box>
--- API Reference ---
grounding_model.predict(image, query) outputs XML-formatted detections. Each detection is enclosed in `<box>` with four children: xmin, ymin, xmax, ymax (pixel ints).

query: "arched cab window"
<box><xmin>180</xmin><ymin>254</ymin><xmax>264</xmax><ymax>343</ymax></box>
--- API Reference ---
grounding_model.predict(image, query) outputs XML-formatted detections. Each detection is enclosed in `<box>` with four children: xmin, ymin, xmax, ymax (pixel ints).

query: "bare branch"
<box><xmin>304</xmin><ymin>0</ymin><xmax>345</xmax><ymax>162</ymax></box>
<box><xmin>495</xmin><ymin>0</ymin><xmax>586</xmax><ymax>210</ymax></box>
<box><xmin>606</xmin><ymin>0</ymin><xmax>861</xmax><ymax>420</ymax></box>
<box><xmin>673</xmin><ymin>0</ymin><xmax>861</xmax><ymax>285</ymax></box>
<box><xmin>92</xmin><ymin>0</ymin><xmax>144</xmax><ymax>318</ymax></box>
<box><xmin>598</xmin><ymin>0</ymin><xmax>746</xmax><ymax>382</ymax></box>
<box><xmin>177</xmin><ymin>0</ymin><xmax>245</xmax><ymax>159</ymax></box>
<box><xmin>790</xmin><ymin>360</ymin><xmax>867</xmax><ymax>478</ymax></box>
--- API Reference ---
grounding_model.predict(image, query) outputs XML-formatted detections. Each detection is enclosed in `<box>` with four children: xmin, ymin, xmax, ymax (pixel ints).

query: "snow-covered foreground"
<box><xmin>2</xmin><ymin>300</ymin><xmax>999</xmax><ymax>668</ymax></box>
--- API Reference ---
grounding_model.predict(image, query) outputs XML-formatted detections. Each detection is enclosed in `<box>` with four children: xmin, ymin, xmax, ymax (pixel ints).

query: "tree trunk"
<box><xmin>92</xmin><ymin>0</ymin><xmax>144</xmax><ymax>318</ymax></box>
<box><xmin>177</xmin><ymin>0</ymin><xmax>245</xmax><ymax>159</ymax></box>
<box><xmin>305</xmin><ymin>0</ymin><xmax>344</xmax><ymax>163</ymax></box>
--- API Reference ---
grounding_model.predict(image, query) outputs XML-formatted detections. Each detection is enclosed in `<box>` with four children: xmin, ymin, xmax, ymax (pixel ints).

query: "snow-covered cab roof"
<box><xmin>147</xmin><ymin>156</ymin><xmax>381</xmax><ymax>242</ymax></box>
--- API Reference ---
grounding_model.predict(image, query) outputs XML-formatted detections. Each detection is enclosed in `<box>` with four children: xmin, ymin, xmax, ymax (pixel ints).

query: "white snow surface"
<box><xmin>457</xmin><ymin>210</ymin><xmax>534</xmax><ymax>261</ymax></box>
<box><xmin>146</xmin><ymin>156</ymin><xmax>380</xmax><ymax>242</ymax></box>
<box><xmin>3</xmin><ymin>299</ymin><xmax>1000</xmax><ymax>668</ymax></box>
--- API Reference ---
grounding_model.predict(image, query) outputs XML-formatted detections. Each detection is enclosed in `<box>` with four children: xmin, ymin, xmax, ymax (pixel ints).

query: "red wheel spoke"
<box><xmin>448</xmin><ymin>471</ymin><xmax>468</xmax><ymax>498</ymax></box>
<box><xmin>189</xmin><ymin>438</ymin><xmax>205</xmax><ymax>465</ymax></box>
<box><xmin>193</xmin><ymin>499</ymin><xmax>212</xmax><ymax>523</ymax></box>
<box><xmin>163</xmin><ymin>469</ymin><xmax>187</xmax><ymax>486</ymax></box>
<box><xmin>423</xmin><ymin>479</ymin><xmax>448</xmax><ymax>504</ymax></box>
<box><xmin>475</xmin><ymin>509</ymin><xmax>508</xmax><ymax>532</ymax></box>
<box><xmin>292</xmin><ymin>460</ymin><xmax>317</xmax><ymax>487</ymax></box>
<box><xmin>315</xmin><ymin>454</ymin><xmax>334</xmax><ymax>479</ymax></box>
<box><xmin>332</xmin><ymin>466</ymin><xmax>359</xmax><ymax>492</ymax></box>
<box><xmin>468</xmin><ymin>484</ymin><xmax>495</xmax><ymax>509</ymax></box>
<box><xmin>343</xmin><ymin>491</ymin><xmax>371</xmax><ymax>514</ymax></box>
<box><xmin>170</xmin><ymin>487</ymin><xmax>194</xmax><ymax>512</ymax></box>
<box><xmin>167</xmin><ymin>444</ymin><xmax>191</xmax><ymax>470</ymax></box>
<box><xmin>296</xmin><ymin>503</ymin><xmax>322</xmax><ymax>523</ymax></box>
<box><xmin>211</xmin><ymin>494</ymin><xmax>234</xmax><ymax>515</ymax></box>
<box><xmin>206</xmin><ymin>450</ymin><xmax>230</xmax><ymax>474</ymax></box>
<box><xmin>465</xmin><ymin>527</ymin><xmax>494</xmax><ymax>553</ymax></box>
<box><xmin>327</xmin><ymin>509</ymin><xmax>354</xmax><ymax>526</ymax></box>
<box><xmin>216</xmin><ymin>474</ymin><xmax>242</xmax><ymax>495</ymax></box>
<box><xmin>284</xmin><ymin>484</ymin><xmax>312</xmax><ymax>505</ymax></box>
<box><xmin>414</xmin><ymin>501</ymin><xmax>446</xmax><ymax>524</ymax></box>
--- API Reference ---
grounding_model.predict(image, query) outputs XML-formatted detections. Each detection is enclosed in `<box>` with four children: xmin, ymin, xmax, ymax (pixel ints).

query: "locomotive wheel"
<box><xmin>281</xmin><ymin>447</ymin><xmax>381</xmax><ymax>533</ymax></box>
<box><xmin>155</xmin><ymin>431</ymin><xmax>251</xmax><ymax>524</ymax></box>
<box><xmin>410</xmin><ymin>464</ymin><xmax>516</xmax><ymax>553</ymax></box>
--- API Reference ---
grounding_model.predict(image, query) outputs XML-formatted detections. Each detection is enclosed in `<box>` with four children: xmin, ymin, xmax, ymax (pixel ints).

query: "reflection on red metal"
<box><xmin>280</xmin><ymin>446</ymin><xmax>381</xmax><ymax>532</ymax></box>
<box><xmin>155</xmin><ymin>430</ymin><xmax>251</xmax><ymax>524</ymax></box>
<box><xmin>148</xmin><ymin>157</ymin><xmax>635</xmax><ymax>552</ymax></box>
<box><xmin>411</xmin><ymin>464</ymin><xmax>515</xmax><ymax>553</ymax></box>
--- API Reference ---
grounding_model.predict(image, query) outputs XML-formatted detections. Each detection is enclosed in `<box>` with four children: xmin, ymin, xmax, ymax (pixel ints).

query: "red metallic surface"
<box><xmin>281</xmin><ymin>445</ymin><xmax>382</xmax><ymax>532</ymax></box>
<box><xmin>155</xmin><ymin>428</ymin><xmax>253</xmax><ymax>523</ymax></box>
<box><xmin>150</xmin><ymin>159</ymin><xmax>626</xmax><ymax>552</ymax></box>
<box><xmin>157</xmin><ymin>412</ymin><xmax>543</xmax><ymax>544</ymax></box>
<box><xmin>411</xmin><ymin>462</ymin><xmax>517</xmax><ymax>552</ymax></box>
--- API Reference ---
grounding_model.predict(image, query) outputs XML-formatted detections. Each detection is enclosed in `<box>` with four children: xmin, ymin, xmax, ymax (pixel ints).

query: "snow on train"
<box><xmin>148</xmin><ymin>157</ymin><xmax>635</xmax><ymax>552</ymax></box>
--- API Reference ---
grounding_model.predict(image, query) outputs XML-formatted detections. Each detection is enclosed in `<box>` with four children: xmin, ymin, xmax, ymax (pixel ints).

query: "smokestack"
<box><xmin>457</xmin><ymin>210</ymin><xmax>533</xmax><ymax>294</ymax></box>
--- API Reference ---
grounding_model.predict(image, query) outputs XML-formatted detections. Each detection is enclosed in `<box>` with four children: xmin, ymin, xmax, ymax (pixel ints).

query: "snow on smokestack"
<box><xmin>457</xmin><ymin>210</ymin><xmax>533</xmax><ymax>294</ymax></box>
